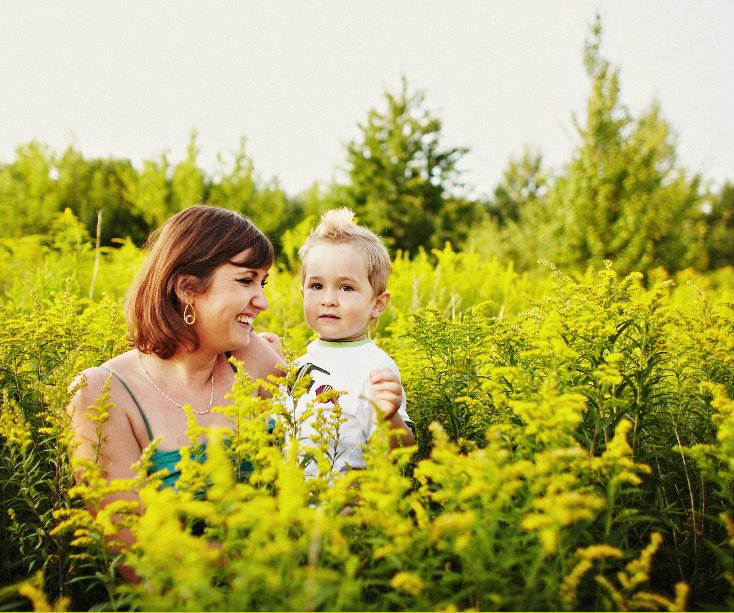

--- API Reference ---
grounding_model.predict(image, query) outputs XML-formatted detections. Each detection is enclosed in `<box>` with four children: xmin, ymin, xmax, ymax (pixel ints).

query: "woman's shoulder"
<box><xmin>71</xmin><ymin>350</ymin><xmax>138</xmax><ymax>398</ymax></box>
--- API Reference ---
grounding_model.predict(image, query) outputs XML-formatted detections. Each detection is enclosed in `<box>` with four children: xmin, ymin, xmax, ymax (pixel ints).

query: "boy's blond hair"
<box><xmin>299</xmin><ymin>208</ymin><xmax>392</xmax><ymax>295</ymax></box>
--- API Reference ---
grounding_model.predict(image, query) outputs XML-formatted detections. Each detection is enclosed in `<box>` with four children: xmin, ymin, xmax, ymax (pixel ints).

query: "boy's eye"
<box><xmin>310</xmin><ymin>282</ymin><xmax>323</xmax><ymax>290</ymax></box>
<box><xmin>340</xmin><ymin>284</ymin><xmax>354</xmax><ymax>291</ymax></box>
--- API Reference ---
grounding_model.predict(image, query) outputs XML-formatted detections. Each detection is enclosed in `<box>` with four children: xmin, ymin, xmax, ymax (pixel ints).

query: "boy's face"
<box><xmin>301</xmin><ymin>242</ymin><xmax>389</xmax><ymax>342</ymax></box>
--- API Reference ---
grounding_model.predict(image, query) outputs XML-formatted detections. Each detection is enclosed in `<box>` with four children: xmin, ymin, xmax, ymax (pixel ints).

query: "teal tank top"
<box><xmin>99</xmin><ymin>363</ymin><xmax>254</xmax><ymax>490</ymax></box>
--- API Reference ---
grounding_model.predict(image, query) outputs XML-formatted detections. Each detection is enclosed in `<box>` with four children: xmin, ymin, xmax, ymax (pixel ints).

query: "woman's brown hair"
<box><xmin>125</xmin><ymin>205</ymin><xmax>274</xmax><ymax>359</ymax></box>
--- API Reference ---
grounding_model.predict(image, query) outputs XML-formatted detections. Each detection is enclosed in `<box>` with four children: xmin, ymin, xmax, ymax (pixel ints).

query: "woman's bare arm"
<box><xmin>67</xmin><ymin>368</ymin><xmax>144</xmax><ymax>582</ymax></box>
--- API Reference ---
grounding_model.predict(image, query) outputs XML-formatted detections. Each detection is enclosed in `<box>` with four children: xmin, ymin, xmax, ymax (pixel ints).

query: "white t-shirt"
<box><xmin>288</xmin><ymin>338</ymin><xmax>411</xmax><ymax>476</ymax></box>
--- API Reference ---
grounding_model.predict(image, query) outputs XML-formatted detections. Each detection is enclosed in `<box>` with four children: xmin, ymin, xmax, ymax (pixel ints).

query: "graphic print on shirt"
<box><xmin>293</xmin><ymin>362</ymin><xmax>336</xmax><ymax>403</ymax></box>
<box><xmin>292</xmin><ymin>360</ymin><xmax>373</xmax><ymax>475</ymax></box>
<box><xmin>293</xmin><ymin>362</ymin><xmax>328</xmax><ymax>391</ymax></box>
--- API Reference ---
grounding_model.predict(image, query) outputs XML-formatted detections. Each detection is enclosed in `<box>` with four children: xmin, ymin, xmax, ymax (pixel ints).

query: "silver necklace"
<box><xmin>137</xmin><ymin>350</ymin><xmax>215</xmax><ymax>415</ymax></box>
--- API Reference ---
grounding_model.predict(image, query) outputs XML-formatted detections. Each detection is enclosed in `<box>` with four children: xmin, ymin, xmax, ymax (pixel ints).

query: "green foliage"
<box><xmin>1</xmin><ymin>17</ymin><xmax>733</xmax><ymax>610</ymax></box>
<box><xmin>121</xmin><ymin>152</ymin><xmax>172</xmax><ymax>229</ymax></box>
<box><xmin>488</xmin><ymin>146</ymin><xmax>548</xmax><ymax>227</ymax></box>
<box><xmin>0</xmin><ymin>289</ymin><xmax>128</xmax><ymax>610</ymax></box>
<box><xmin>549</xmin><ymin>19</ymin><xmax>705</xmax><ymax>275</ymax></box>
<box><xmin>55</xmin><ymin>148</ymin><xmax>150</xmax><ymax>247</ymax></box>
<box><xmin>2</xmin><ymin>228</ymin><xmax>733</xmax><ymax>610</ymax></box>
<box><xmin>701</xmin><ymin>181</ymin><xmax>734</xmax><ymax>270</ymax></box>
<box><xmin>171</xmin><ymin>132</ymin><xmax>206</xmax><ymax>212</ymax></box>
<box><xmin>0</xmin><ymin>132</ymin><xmax>300</xmax><ymax>262</ymax></box>
<box><xmin>467</xmin><ymin>147</ymin><xmax>557</xmax><ymax>271</ymax></box>
<box><xmin>0</xmin><ymin>27</ymin><xmax>729</xmax><ymax>275</ymax></box>
<box><xmin>0</xmin><ymin>142</ymin><xmax>61</xmax><ymax>238</ymax></box>
<box><xmin>0</xmin><ymin>209</ymin><xmax>144</xmax><ymax>310</ymax></box>
<box><xmin>335</xmin><ymin>77</ymin><xmax>481</xmax><ymax>254</ymax></box>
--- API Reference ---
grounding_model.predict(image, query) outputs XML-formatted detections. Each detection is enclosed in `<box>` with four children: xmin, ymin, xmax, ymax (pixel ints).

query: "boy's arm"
<box><xmin>369</xmin><ymin>368</ymin><xmax>415</xmax><ymax>448</ymax></box>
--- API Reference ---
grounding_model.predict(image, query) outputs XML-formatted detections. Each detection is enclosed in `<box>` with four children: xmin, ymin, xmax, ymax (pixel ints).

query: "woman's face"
<box><xmin>189</xmin><ymin>249</ymin><xmax>270</xmax><ymax>353</ymax></box>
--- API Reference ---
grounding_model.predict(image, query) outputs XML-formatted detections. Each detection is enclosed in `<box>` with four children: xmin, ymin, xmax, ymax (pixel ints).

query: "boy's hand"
<box><xmin>258</xmin><ymin>331</ymin><xmax>285</xmax><ymax>359</ymax></box>
<box><xmin>369</xmin><ymin>368</ymin><xmax>403</xmax><ymax>419</ymax></box>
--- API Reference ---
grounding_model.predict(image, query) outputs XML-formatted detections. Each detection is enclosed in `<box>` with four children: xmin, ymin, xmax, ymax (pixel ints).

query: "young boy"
<box><xmin>291</xmin><ymin>207</ymin><xmax>415</xmax><ymax>477</ymax></box>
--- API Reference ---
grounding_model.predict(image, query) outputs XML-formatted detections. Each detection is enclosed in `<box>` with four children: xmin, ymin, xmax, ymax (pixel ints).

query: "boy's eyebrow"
<box><xmin>306</xmin><ymin>274</ymin><xmax>362</xmax><ymax>283</ymax></box>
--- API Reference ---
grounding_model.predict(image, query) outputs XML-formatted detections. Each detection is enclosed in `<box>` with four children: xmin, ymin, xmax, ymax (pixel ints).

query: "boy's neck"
<box><xmin>316</xmin><ymin>337</ymin><xmax>371</xmax><ymax>347</ymax></box>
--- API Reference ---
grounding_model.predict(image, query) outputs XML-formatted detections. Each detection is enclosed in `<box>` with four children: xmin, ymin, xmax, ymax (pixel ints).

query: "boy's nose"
<box><xmin>321</xmin><ymin>289</ymin><xmax>338</xmax><ymax>306</ymax></box>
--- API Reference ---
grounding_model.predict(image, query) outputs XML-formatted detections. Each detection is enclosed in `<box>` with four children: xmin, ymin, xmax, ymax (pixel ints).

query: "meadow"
<box><xmin>1</xmin><ymin>211</ymin><xmax>733</xmax><ymax>611</ymax></box>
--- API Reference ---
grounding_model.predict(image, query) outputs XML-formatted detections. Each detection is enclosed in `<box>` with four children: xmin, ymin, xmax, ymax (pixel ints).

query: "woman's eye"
<box><xmin>260</xmin><ymin>279</ymin><xmax>268</xmax><ymax>287</ymax></box>
<box><xmin>237</xmin><ymin>277</ymin><xmax>253</xmax><ymax>286</ymax></box>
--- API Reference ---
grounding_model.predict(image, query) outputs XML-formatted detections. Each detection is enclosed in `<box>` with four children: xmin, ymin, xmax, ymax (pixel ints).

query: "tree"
<box><xmin>701</xmin><ymin>181</ymin><xmax>734</xmax><ymax>269</ymax></box>
<box><xmin>121</xmin><ymin>152</ymin><xmax>171</xmax><ymax>229</ymax></box>
<box><xmin>0</xmin><ymin>141</ymin><xmax>60</xmax><ymax>237</ymax></box>
<box><xmin>171</xmin><ymin>131</ymin><xmax>206</xmax><ymax>211</ymax></box>
<box><xmin>338</xmin><ymin>78</ymin><xmax>476</xmax><ymax>254</ymax></box>
<box><xmin>55</xmin><ymin>148</ymin><xmax>149</xmax><ymax>246</ymax></box>
<box><xmin>489</xmin><ymin>147</ymin><xmax>548</xmax><ymax>226</ymax></box>
<box><xmin>466</xmin><ymin>148</ymin><xmax>556</xmax><ymax>270</ymax></box>
<box><xmin>550</xmin><ymin>18</ymin><xmax>705</xmax><ymax>274</ymax></box>
<box><xmin>207</xmin><ymin>138</ymin><xmax>301</xmax><ymax>256</ymax></box>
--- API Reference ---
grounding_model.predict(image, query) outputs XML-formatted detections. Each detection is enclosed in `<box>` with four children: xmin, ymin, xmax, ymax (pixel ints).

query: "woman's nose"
<box><xmin>253</xmin><ymin>285</ymin><xmax>269</xmax><ymax>311</ymax></box>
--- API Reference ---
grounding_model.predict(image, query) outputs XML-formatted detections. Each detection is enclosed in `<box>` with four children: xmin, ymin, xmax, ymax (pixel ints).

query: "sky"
<box><xmin>1</xmin><ymin>0</ymin><xmax>732</xmax><ymax>199</ymax></box>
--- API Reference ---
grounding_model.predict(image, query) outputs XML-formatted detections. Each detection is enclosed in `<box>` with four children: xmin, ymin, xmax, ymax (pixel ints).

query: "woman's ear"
<box><xmin>371</xmin><ymin>290</ymin><xmax>391</xmax><ymax>319</ymax></box>
<box><xmin>174</xmin><ymin>274</ymin><xmax>199</xmax><ymax>304</ymax></box>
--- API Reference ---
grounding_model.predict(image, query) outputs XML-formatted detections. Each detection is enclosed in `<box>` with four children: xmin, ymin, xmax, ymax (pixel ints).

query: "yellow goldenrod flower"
<box><xmin>17</xmin><ymin>572</ymin><xmax>69</xmax><ymax>612</ymax></box>
<box><xmin>577</xmin><ymin>544</ymin><xmax>624</xmax><ymax>561</ymax></box>
<box><xmin>0</xmin><ymin>392</ymin><xmax>32</xmax><ymax>449</ymax></box>
<box><xmin>391</xmin><ymin>571</ymin><xmax>424</xmax><ymax>596</ymax></box>
<box><xmin>560</xmin><ymin>559</ymin><xmax>593</xmax><ymax>608</ymax></box>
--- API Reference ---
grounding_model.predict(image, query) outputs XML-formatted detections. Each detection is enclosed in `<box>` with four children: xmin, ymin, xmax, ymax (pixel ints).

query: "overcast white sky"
<box><xmin>1</xmin><ymin>0</ymin><xmax>732</xmax><ymax>198</ymax></box>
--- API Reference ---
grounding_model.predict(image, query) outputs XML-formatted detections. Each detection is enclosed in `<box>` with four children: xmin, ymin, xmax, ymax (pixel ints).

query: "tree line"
<box><xmin>1</xmin><ymin>20</ymin><xmax>731</xmax><ymax>275</ymax></box>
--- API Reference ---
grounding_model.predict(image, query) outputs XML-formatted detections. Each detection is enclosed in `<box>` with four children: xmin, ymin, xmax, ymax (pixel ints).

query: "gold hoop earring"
<box><xmin>183</xmin><ymin>303</ymin><xmax>196</xmax><ymax>325</ymax></box>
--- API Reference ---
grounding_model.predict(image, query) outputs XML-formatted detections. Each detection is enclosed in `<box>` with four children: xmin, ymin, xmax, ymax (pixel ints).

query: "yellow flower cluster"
<box><xmin>0</xmin><ymin>391</ymin><xmax>32</xmax><ymax>449</ymax></box>
<box><xmin>509</xmin><ymin>382</ymin><xmax>587</xmax><ymax>447</ymax></box>
<box><xmin>17</xmin><ymin>572</ymin><xmax>69</xmax><ymax>613</ymax></box>
<box><xmin>588</xmin><ymin>419</ymin><xmax>652</xmax><ymax>487</ymax></box>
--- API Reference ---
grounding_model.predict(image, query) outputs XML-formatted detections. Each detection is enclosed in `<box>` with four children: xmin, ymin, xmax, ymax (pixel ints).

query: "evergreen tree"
<box><xmin>338</xmin><ymin>78</ymin><xmax>475</xmax><ymax>253</ymax></box>
<box><xmin>489</xmin><ymin>147</ymin><xmax>547</xmax><ymax>227</ymax></box>
<box><xmin>702</xmin><ymin>181</ymin><xmax>734</xmax><ymax>269</ymax></box>
<box><xmin>467</xmin><ymin>148</ymin><xmax>555</xmax><ymax>271</ymax></box>
<box><xmin>171</xmin><ymin>131</ymin><xmax>206</xmax><ymax>211</ymax></box>
<box><xmin>550</xmin><ymin>18</ymin><xmax>704</xmax><ymax>274</ymax></box>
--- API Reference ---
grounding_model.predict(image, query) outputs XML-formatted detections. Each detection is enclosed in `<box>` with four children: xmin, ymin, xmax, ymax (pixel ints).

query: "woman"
<box><xmin>67</xmin><ymin>205</ymin><xmax>284</xmax><ymax>578</ymax></box>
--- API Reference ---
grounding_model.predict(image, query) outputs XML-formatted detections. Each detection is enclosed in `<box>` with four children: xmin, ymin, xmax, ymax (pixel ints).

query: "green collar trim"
<box><xmin>316</xmin><ymin>338</ymin><xmax>372</xmax><ymax>349</ymax></box>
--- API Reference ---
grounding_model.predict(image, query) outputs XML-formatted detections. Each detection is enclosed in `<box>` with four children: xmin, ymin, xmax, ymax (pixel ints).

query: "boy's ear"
<box><xmin>371</xmin><ymin>290</ymin><xmax>391</xmax><ymax>319</ymax></box>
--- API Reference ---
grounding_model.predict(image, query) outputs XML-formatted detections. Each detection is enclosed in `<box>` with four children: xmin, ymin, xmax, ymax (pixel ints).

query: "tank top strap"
<box><xmin>224</xmin><ymin>351</ymin><xmax>238</xmax><ymax>372</ymax></box>
<box><xmin>98</xmin><ymin>366</ymin><xmax>154</xmax><ymax>442</ymax></box>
